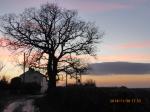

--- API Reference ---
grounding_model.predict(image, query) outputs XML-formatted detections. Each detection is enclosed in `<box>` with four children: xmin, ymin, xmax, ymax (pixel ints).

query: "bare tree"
<box><xmin>0</xmin><ymin>3</ymin><xmax>103</xmax><ymax>89</ymax></box>
<box><xmin>61</xmin><ymin>57</ymin><xmax>88</xmax><ymax>86</ymax></box>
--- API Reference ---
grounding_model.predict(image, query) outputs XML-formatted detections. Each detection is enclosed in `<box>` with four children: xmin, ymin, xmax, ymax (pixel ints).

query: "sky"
<box><xmin>0</xmin><ymin>0</ymin><xmax>150</xmax><ymax>80</ymax></box>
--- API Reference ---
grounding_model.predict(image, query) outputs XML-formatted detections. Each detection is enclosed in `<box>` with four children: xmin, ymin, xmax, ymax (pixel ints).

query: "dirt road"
<box><xmin>2</xmin><ymin>95</ymin><xmax>43</xmax><ymax>112</ymax></box>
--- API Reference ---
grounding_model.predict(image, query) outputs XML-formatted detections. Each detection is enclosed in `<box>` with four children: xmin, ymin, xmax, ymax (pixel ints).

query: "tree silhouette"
<box><xmin>63</xmin><ymin>57</ymin><xmax>88</xmax><ymax>85</ymax></box>
<box><xmin>0</xmin><ymin>3</ymin><xmax>103</xmax><ymax>89</ymax></box>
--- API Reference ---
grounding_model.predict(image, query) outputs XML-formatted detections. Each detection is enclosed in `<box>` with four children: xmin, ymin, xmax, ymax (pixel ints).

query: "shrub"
<box><xmin>65</xmin><ymin>79</ymin><xmax>96</xmax><ymax>88</ymax></box>
<box><xmin>84</xmin><ymin>79</ymin><xmax>96</xmax><ymax>87</ymax></box>
<box><xmin>0</xmin><ymin>76</ymin><xmax>9</xmax><ymax>90</ymax></box>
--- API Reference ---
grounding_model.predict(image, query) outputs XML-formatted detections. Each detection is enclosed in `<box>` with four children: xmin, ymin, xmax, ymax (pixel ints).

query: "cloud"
<box><xmin>88</xmin><ymin>62</ymin><xmax>150</xmax><ymax>75</ymax></box>
<box><xmin>0</xmin><ymin>0</ymin><xmax>148</xmax><ymax>14</ymax></box>
<box><xmin>129</xmin><ymin>0</ymin><xmax>148</xmax><ymax>3</ymax></box>
<box><xmin>64</xmin><ymin>1</ymin><xmax>131</xmax><ymax>12</ymax></box>
<box><xmin>61</xmin><ymin>0</ymin><xmax>148</xmax><ymax>13</ymax></box>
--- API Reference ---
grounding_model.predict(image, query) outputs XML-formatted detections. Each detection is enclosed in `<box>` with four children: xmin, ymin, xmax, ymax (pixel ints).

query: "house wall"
<box><xmin>41</xmin><ymin>77</ymin><xmax>48</xmax><ymax>93</ymax></box>
<box><xmin>21</xmin><ymin>72</ymin><xmax>42</xmax><ymax>85</ymax></box>
<box><xmin>20</xmin><ymin>71</ymin><xmax>48</xmax><ymax>93</ymax></box>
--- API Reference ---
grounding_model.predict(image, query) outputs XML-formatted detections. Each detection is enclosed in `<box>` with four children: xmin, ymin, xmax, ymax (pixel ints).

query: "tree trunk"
<box><xmin>47</xmin><ymin>55</ymin><xmax>57</xmax><ymax>91</ymax></box>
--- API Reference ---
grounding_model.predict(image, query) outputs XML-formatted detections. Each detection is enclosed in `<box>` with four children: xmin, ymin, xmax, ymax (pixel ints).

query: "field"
<box><xmin>35</xmin><ymin>86</ymin><xmax>150</xmax><ymax>112</ymax></box>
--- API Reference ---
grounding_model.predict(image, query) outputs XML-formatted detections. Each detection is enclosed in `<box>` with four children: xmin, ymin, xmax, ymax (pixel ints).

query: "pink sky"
<box><xmin>63</xmin><ymin>1</ymin><xmax>131</xmax><ymax>13</ymax></box>
<box><xmin>104</xmin><ymin>40</ymin><xmax>150</xmax><ymax>50</ymax></box>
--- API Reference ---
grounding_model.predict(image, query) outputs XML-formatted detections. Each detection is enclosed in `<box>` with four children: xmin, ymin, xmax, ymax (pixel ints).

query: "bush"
<box><xmin>0</xmin><ymin>76</ymin><xmax>9</xmax><ymax>90</ymax></box>
<box><xmin>84</xmin><ymin>79</ymin><xmax>96</xmax><ymax>87</ymax></box>
<box><xmin>66</xmin><ymin>79</ymin><xmax>96</xmax><ymax>88</ymax></box>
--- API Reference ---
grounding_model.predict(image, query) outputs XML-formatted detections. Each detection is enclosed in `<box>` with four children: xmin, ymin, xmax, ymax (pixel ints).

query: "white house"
<box><xmin>20</xmin><ymin>68</ymin><xmax>48</xmax><ymax>93</ymax></box>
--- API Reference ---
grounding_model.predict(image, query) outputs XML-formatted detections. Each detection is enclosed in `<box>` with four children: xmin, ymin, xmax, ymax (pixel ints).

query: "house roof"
<box><xmin>20</xmin><ymin>68</ymin><xmax>47</xmax><ymax>78</ymax></box>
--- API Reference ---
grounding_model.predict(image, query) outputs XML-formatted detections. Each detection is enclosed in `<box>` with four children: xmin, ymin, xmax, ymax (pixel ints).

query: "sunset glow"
<box><xmin>57</xmin><ymin>74</ymin><xmax>150</xmax><ymax>88</ymax></box>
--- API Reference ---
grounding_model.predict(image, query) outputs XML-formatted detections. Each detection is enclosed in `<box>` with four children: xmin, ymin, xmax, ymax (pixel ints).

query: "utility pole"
<box><xmin>65</xmin><ymin>67</ymin><xmax>68</xmax><ymax>87</ymax></box>
<box><xmin>23</xmin><ymin>53</ymin><xmax>25</xmax><ymax>74</ymax></box>
<box><xmin>66</xmin><ymin>72</ymin><xmax>68</xmax><ymax>87</ymax></box>
<box><xmin>23</xmin><ymin>53</ymin><xmax>26</xmax><ymax>82</ymax></box>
